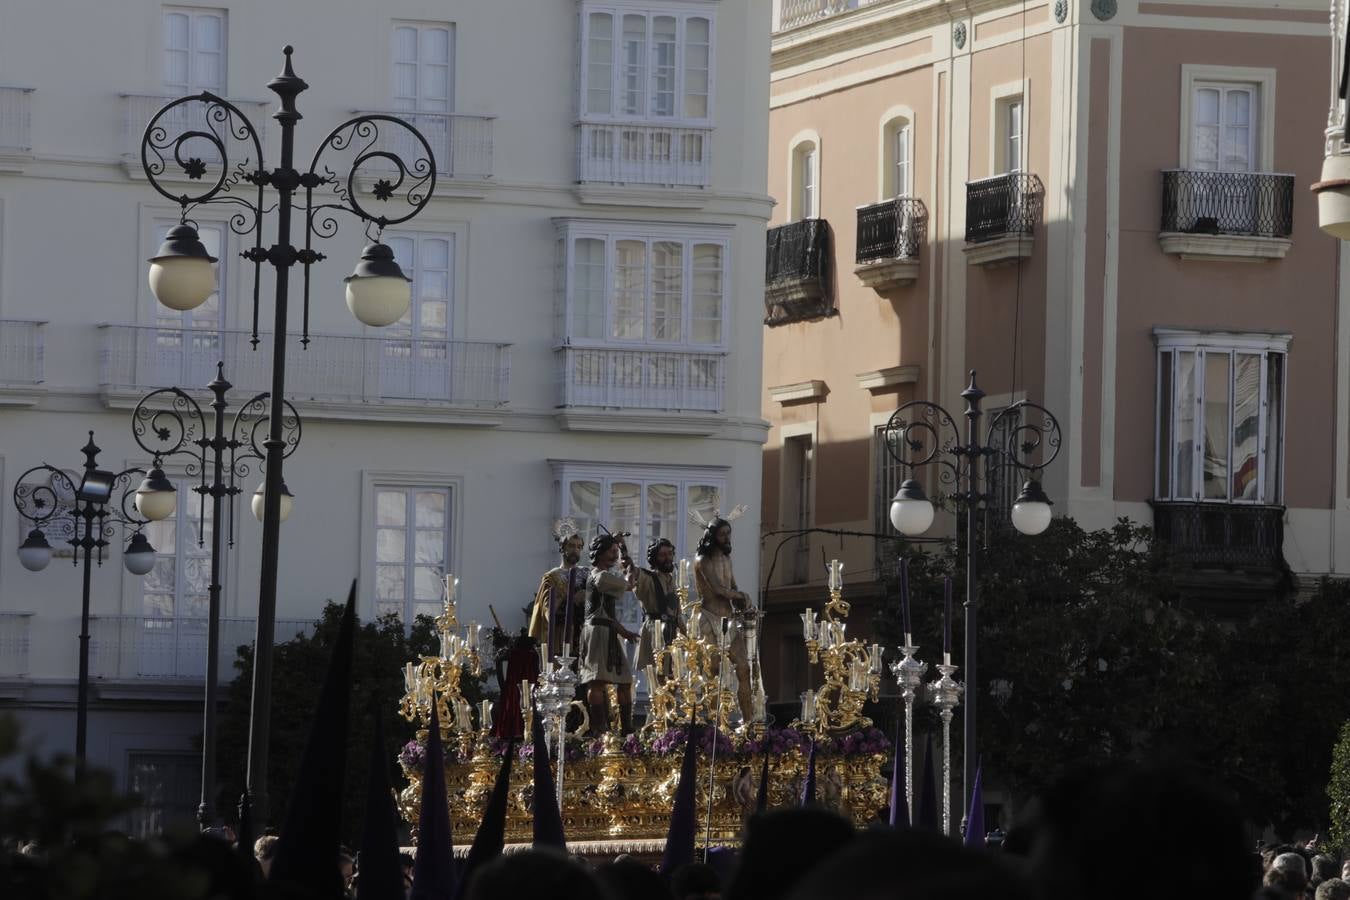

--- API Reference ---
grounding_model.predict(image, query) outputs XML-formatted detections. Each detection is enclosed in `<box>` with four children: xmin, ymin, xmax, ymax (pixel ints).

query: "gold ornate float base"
<box><xmin>398</xmin><ymin>748</ymin><xmax>888</xmax><ymax>846</ymax></box>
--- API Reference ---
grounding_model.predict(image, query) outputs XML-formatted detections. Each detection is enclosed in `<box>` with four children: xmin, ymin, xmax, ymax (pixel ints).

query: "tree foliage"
<box><xmin>213</xmin><ymin>605</ymin><xmax>475</xmax><ymax>843</ymax></box>
<box><xmin>874</xmin><ymin>517</ymin><xmax>1350</xmax><ymax>838</ymax></box>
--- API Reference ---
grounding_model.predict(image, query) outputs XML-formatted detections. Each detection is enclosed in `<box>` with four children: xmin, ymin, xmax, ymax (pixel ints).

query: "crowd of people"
<box><xmin>129</xmin><ymin>760</ymin><xmax>1338</xmax><ymax>899</ymax></box>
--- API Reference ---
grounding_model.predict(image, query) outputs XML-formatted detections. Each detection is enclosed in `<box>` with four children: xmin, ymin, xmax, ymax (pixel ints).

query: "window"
<box><xmin>392</xmin><ymin>23</ymin><xmax>453</xmax><ymax>113</ymax></box>
<box><xmin>163</xmin><ymin>8</ymin><xmax>226</xmax><ymax>95</ymax></box>
<box><xmin>374</xmin><ymin>486</ymin><xmax>452</xmax><ymax>621</ymax></box>
<box><xmin>580</xmin><ymin>6</ymin><xmax>714</xmax><ymax>122</ymax></box>
<box><xmin>782</xmin><ymin>434</ymin><xmax>813</xmax><ymax>583</ymax></box>
<box><xmin>141</xmin><ymin>480</ymin><xmax>212</xmax><ymax>621</ymax></box>
<box><xmin>1155</xmin><ymin>331</ymin><xmax>1287</xmax><ymax>504</ymax></box>
<box><xmin>885</xmin><ymin>118</ymin><xmax>912</xmax><ymax>198</ymax></box>
<box><xmin>127</xmin><ymin>752</ymin><xmax>199</xmax><ymax>838</ymax></box>
<box><xmin>1190</xmin><ymin>83</ymin><xmax>1256</xmax><ymax>172</ymax></box>
<box><xmin>997</xmin><ymin>96</ymin><xmax>1023</xmax><ymax>173</ymax></box>
<box><xmin>556</xmin><ymin>223</ymin><xmax>729</xmax><ymax>348</ymax></box>
<box><xmin>382</xmin><ymin>233</ymin><xmax>453</xmax><ymax>399</ymax></box>
<box><xmin>553</xmin><ymin>463</ymin><xmax>725</xmax><ymax>562</ymax></box>
<box><xmin>792</xmin><ymin>140</ymin><xmax>819</xmax><ymax>219</ymax></box>
<box><xmin>984</xmin><ymin>407</ymin><xmax>1023</xmax><ymax>525</ymax></box>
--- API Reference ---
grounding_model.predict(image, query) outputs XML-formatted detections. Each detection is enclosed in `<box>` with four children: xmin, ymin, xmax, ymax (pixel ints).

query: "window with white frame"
<box><xmin>792</xmin><ymin>140</ymin><xmax>819</xmax><ymax>220</ymax></box>
<box><xmin>392</xmin><ymin>22</ymin><xmax>453</xmax><ymax>113</ymax></box>
<box><xmin>374</xmin><ymin>485</ymin><xmax>452</xmax><ymax>621</ymax></box>
<box><xmin>141</xmin><ymin>480</ymin><xmax>213</xmax><ymax>621</ymax></box>
<box><xmin>997</xmin><ymin>96</ymin><xmax>1023</xmax><ymax>173</ymax></box>
<box><xmin>580</xmin><ymin>5</ymin><xmax>713</xmax><ymax>122</ymax></box>
<box><xmin>1190</xmin><ymin>82</ymin><xmax>1257</xmax><ymax>172</ymax></box>
<box><xmin>163</xmin><ymin>7</ymin><xmax>226</xmax><ymax>95</ymax></box>
<box><xmin>553</xmin><ymin>463</ymin><xmax>725</xmax><ymax>563</ymax></box>
<box><xmin>1155</xmin><ymin>331</ymin><xmax>1287</xmax><ymax>504</ymax></box>
<box><xmin>556</xmin><ymin>223</ymin><xmax>729</xmax><ymax>347</ymax></box>
<box><xmin>782</xmin><ymin>434</ymin><xmax>813</xmax><ymax>583</ymax></box>
<box><xmin>886</xmin><ymin>118</ymin><xmax>912</xmax><ymax>198</ymax></box>
<box><xmin>152</xmin><ymin>220</ymin><xmax>224</xmax><ymax>388</ymax></box>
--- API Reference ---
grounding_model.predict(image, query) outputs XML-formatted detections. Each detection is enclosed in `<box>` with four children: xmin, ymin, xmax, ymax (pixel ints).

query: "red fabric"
<box><xmin>492</xmin><ymin>642</ymin><xmax>540</xmax><ymax>739</ymax></box>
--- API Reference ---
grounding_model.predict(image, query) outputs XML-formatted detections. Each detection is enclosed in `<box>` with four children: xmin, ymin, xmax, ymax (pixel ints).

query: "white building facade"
<box><xmin>0</xmin><ymin>0</ymin><xmax>770</xmax><ymax>832</ymax></box>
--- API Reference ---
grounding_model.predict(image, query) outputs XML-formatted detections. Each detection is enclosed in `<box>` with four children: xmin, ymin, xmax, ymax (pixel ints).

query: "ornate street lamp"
<box><xmin>139</xmin><ymin>45</ymin><xmax>436</xmax><ymax>819</ymax></box>
<box><xmin>130</xmin><ymin>364</ymin><xmax>301</xmax><ymax>826</ymax></box>
<box><xmin>881</xmin><ymin>370</ymin><xmax>1062</xmax><ymax>834</ymax></box>
<box><xmin>13</xmin><ymin>432</ymin><xmax>154</xmax><ymax>776</ymax></box>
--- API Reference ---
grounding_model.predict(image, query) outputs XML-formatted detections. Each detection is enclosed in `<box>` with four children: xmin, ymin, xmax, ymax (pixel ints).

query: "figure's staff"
<box><xmin>704</xmin><ymin>616</ymin><xmax>729</xmax><ymax>862</ymax></box>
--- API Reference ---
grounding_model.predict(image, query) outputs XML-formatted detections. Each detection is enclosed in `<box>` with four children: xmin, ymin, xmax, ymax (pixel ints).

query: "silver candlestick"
<box><xmin>537</xmin><ymin>648</ymin><xmax>579</xmax><ymax>810</ymax></box>
<box><xmin>929</xmin><ymin>661</ymin><xmax>963</xmax><ymax>836</ymax></box>
<box><xmin>889</xmin><ymin>642</ymin><xmax>928</xmax><ymax>823</ymax></box>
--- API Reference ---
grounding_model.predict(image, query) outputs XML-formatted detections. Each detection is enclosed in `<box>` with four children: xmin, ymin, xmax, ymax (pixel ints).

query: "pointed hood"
<box><xmin>800</xmin><ymin>738</ymin><xmax>818</xmax><ymax>807</ymax></box>
<box><xmin>660</xmin><ymin>718</ymin><xmax>701</xmax><ymax>876</ymax></box>
<box><xmin>888</xmin><ymin>720</ymin><xmax>909</xmax><ymax>828</ymax></box>
<box><xmin>411</xmin><ymin>702</ymin><xmax>457</xmax><ymax>900</ymax></box>
<box><xmin>963</xmin><ymin>759</ymin><xmax>985</xmax><ymax>849</ymax></box>
<box><xmin>266</xmin><ymin>581</ymin><xmax>358</xmax><ymax>896</ymax></box>
<box><xmin>458</xmin><ymin>740</ymin><xmax>515</xmax><ymax>897</ymax></box>
<box><xmin>530</xmin><ymin>706</ymin><xmax>566</xmax><ymax>850</ymax></box>
<box><xmin>916</xmin><ymin>734</ymin><xmax>939</xmax><ymax>832</ymax></box>
<box><xmin>358</xmin><ymin>708</ymin><xmax>405</xmax><ymax>900</ymax></box>
<box><xmin>754</xmin><ymin>749</ymin><xmax>771</xmax><ymax>815</ymax></box>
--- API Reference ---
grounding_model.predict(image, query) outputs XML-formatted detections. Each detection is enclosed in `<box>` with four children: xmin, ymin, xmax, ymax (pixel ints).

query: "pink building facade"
<box><xmin>760</xmin><ymin>0</ymin><xmax>1339</xmax><ymax>705</ymax></box>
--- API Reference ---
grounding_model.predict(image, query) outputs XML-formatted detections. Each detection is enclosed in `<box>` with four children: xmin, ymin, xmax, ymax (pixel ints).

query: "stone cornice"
<box><xmin>771</xmin><ymin>0</ymin><xmax>1020</xmax><ymax>71</ymax></box>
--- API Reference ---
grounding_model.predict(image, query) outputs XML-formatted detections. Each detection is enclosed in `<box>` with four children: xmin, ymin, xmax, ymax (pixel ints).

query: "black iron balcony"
<box><xmin>765</xmin><ymin>218</ymin><xmax>834</xmax><ymax>326</ymax></box>
<box><xmin>856</xmin><ymin>197</ymin><xmax>927</xmax><ymax>264</ymax></box>
<box><xmin>965</xmin><ymin>172</ymin><xmax>1043</xmax><ymax>244</ymax></box>
<box><xmin>1160</xmin><ymin>170</ymin><xmax>1294</xmax><ymax>237</ymax></box>
<box><xmin>1151</xmin><ymin>500</ymin><xmax>1285</xmax><ymax>572</ymax></box>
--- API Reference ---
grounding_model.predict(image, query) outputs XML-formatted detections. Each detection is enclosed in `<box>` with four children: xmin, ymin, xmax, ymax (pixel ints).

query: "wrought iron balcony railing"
<box><xmin>120</xmin><ymin>94</ymin><xmax>270</xmax><ymax>167</ymax></box>
<box><xmin>354</xmin><ymin>109</ymin><xmax>494</xmax><ymax>180</ymax></box>
<box><xmin>856</xmin><ymin>197</ymin><xmax>927</xmax><ymax>263</ymax></box>
<box><xmin>1150</xmin><ymin>501</ymin><xmax>1285</xmax><ymax>571</ymax></box>
<box><xmin>1160</xmin><ymin>170</ymin><xmax>1294</xmax><ymax>237</ymax></box>
<box><xmin>765</xmin><ymin>218</ymin><xmax>834</xmax><ymax>324</ymax></box>
<box><xmin>0</xmin><ymin>85</ymin><xmax>34</xmax><ymax>155</ymax></box>
<box><xmin>576</xmin><ymin>122</ymin><xmax>712</xmax><ymax>187</ymax></box>
<box><xmin>100</xmin><ymin>324</ymin><xmax>510</xmax><ymax>409</ymax></box>
<box><xmin>776</xmin><ymin>0</ymin><xmax>887</xmax><ymax>30</ymax></box>
<box><xmin>0</xmin><ymin>613</ymin><xmax>32</xmax><ymax>677</ymax></box>
<box><xmin>0</xmin><ymin>319</ymin><xmax>44</xmax><ymax>387</ymax></box>
<box><xmin>555</xmin><ymin>346</ymin><xmax>725</xmax><ymax>412</ymax></box>
<box><xmin>90</xmin><ymin>616</ymin><xmax>313</xmax><ymax>680</ymax></box>
<box><xmin>964</xmin><ymin>172</ymin><xmax>1044</xmax><ymax>244</ymax></box>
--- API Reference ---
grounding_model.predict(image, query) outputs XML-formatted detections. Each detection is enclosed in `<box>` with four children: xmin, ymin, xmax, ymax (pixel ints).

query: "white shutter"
<box><xmin>163</xmin><ymin>9</ymin><xmax>226</xmax><ymax>94</ymax></box>
<box><xmin>391</xmin><ymin>24</ymin><xmax>454</xmax><ymax>113</ymax></box>
<box><xmin>1192</xmin><ymin>82</ymin><xmax>1256</xmax><ymax>172</ymax></box>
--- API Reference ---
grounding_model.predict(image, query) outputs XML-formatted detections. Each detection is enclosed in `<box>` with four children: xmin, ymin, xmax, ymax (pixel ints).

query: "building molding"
<box><xmin>1156</xmin><ymin>232</ymin><xmax>1292</xmax><ymax>262</ymax></box>
<box><xmin>855</xmin><ymin>365</ymin><xmax>921</xmax><ymax>392</ymax></box>
<box><xmin>768</xmin><ymin>380</ymin><xmax>829</xmax><ymax>404</ymax></box>
<box><xmin>553</xmin><ymin>410</ymin><xmax>730</xmax><ymax>436</ymax></box>
<box><xmin>963</xmin><ymin>233</ymin><xmax>1035</xmax><ymax>266</ymax></box>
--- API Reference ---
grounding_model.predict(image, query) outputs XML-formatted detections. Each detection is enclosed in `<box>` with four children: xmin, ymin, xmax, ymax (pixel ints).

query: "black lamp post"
<box><xmin>882</xmin><ymin>370</ymin><xmax>1062</xmax><ymax>833</ymax></box>
<box><xmin>130</xmin><ymin>365</ymin><xmax>301</xmax><ymax>826</ymax></box>
<box><xmin>139</xmin><ymin>46</ymin><xmax>436</xmax><ymax>819</ymax></box>
<box><xmin>13</xmin><ymin>432</ymin><xmax>155</xmax><ymax>778</ymax></box>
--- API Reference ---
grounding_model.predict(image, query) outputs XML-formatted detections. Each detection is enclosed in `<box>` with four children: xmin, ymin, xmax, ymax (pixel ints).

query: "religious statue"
<box><xmin>693</xmin><ymin>512</ymin><xmax>756</xmax><ymax>723</ymax></box>
<box><xmin>527</xmin><ymin>520</ymin><xmax>587</xmax><ymax>660</ymax></box>
<box><xmin>578</xmin><ymin>531</ymin><xmax>639</xmax><ymax>735</ymax></box>
<box><xmin>632</xmin><ymin>537</ymin><xmax>684</xmax><ymax>682</ymax></box>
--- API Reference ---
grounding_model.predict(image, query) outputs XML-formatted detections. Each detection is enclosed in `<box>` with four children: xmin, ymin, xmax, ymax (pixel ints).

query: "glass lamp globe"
<box><xmin>889</xmin><ymin>479</ymin><xmax>935</xmax><ymax>536</ymax></box>
<box><xmin>17</xmin><ymin>529</ymin><xmax>53</xmax><ymax>572</ymax></box>
<box><xmin>344</xmin><ymin>242</ymin><xmax>412</xmax><ymax>327</ymax></box>
<box><xmin>123</xmin><ymin>532</ymin><xmax>157</xmax><ymax>576</ymax></box>
<box><xmin>148</xmin><ymin>224</ymin><xmax>218</xmax><ymax>312</ymax></box>
<box><xmin>252</xmin><ymin>480</ymin><xmax>294</xmax><ymax>523</ymax></box>
<box><xmin>134</xmin><ymin>468</ymin><xmax>178</xmax><ymax>522</ymax></box>
<box><xmin>1010</xmin><ymin>480</ymin><xmax>1054</xmax><ymax>536</ymax></box>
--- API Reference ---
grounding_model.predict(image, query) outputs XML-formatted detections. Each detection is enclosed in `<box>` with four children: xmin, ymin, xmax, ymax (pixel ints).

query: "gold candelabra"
<box><xmin>795</xmin><ymin>560</ymin><xmax>884</xmax><ymax>737</ymax></box>
<box><xmin>398</xmin><ymin>574</ymin><xmax>489</xmax><ymax>755</ymax></box>
<box><xmin>642</xmin><ymin>558</ymin><xmax>740</xmax><ymax>734</ymax></box>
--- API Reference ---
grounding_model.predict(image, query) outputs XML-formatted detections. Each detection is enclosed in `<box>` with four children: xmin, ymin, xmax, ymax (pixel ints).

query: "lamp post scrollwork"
<box><xmin>129</xmin><ymin>364</ymin><xmax>301</xmax><ymax>826</ymax></box>
<box><xmin>882</xmin><ymin>370</ymin><xmax>1062</xmax><ymax>834</ymax></box>
<box><xmin>13</xmin><ymin>433</ymin><xmax>155</xmax><ymax>777</ymax></box>
<box><xmin>139</xmin><ymin>45</ymin><xmax>436</xmax><ymax>819</ymax></box>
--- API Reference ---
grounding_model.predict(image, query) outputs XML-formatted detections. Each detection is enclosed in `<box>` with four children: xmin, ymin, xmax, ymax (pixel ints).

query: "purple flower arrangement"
<box><xmin>399</xmin><ymin>739</ymin><xmax>426</xmax><ymax>772</ymax></box>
